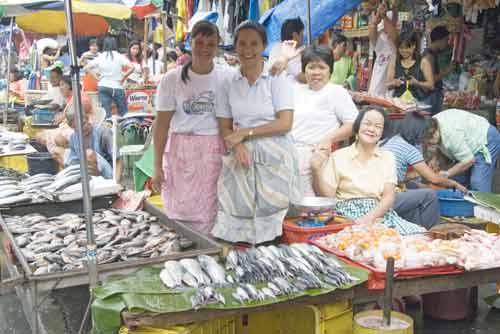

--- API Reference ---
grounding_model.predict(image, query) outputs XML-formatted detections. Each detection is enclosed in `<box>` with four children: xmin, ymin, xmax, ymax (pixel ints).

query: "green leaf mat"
<box><xmin>91</xmin><ymin>264</ymin><xmax>368</xmax><ymax>334</ymax></box>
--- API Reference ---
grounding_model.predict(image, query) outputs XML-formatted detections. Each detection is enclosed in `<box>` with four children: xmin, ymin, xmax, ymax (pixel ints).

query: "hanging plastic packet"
<box><xmin>400</xmin><ymin>81</ymin><xmax>416</xmax><ymax>102</ymax></box>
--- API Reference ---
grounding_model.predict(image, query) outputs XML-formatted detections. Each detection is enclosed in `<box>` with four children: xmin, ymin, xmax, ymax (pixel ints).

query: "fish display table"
<box><xmin>0</xmin><ymin>202</ymin><xmax>221</xmax><ymax>334</ymax></box>
<box><xmin>120</xmin><ymin>266</ymin><xmax>500</xmax><ymax>330</ymax></box>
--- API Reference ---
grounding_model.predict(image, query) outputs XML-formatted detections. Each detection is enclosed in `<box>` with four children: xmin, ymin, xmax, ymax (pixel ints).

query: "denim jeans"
<box><xmin>98</xmin><ymin>86</ymin><xmax>128</xmax><ymax>118</ymax></box>
<box><xmin>394</xmin><ymin>189</ymin><xmax>440</xmax><ymax>229</ymax></box>
<box><xmin>453</xmin><ymin>126</ymin><xmax>500</xmax><ymax>192</ymax></box>
<box><xmin>96</xmin><ymin>152</ymin><xmax>113</xmax><ymax>179</ymax></box>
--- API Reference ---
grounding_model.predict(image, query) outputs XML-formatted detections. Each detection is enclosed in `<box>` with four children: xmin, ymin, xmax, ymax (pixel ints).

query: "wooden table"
<box><xmin>121</xmin><ymin>267</ymin><xmax>500</xmax><ymax>329</ymax></box>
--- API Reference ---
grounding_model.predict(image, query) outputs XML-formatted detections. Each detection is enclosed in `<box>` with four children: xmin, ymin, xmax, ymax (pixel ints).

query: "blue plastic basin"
<box><xmin>436</xmin><ymin>189</ymin><xmax>475</xmax><ymax>217</ymax></box>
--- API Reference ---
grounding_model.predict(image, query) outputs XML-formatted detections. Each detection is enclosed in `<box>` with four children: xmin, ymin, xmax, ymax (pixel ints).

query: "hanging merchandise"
<box><xmin>188</xmin><ymin>11</ymin><xmax>219</xmax><ymax>32</ymax></box>
<box><xmin>186</xmin><ymin>0</ymin><xmax>194</xmax><ymax>19</ymax></box>
<box><xmin>248</xmin><ymin>0</ymin><xmax>260</xmax><ymax>21</ymax></box>
<box><xmin>197</xmin><ymin>0</ymin><xmax>211</xmax><ymax>12</ymax></box>
<box><xmin>464</xmin><ymin>0</ymin><xmax>500</xmax><ymax>23</ymax></box>
<box><xmin>400</xmin><ymin>82</ymin><xmax>416</xmax><ymax>102</ymax></box>
<box><xmin>222</xmin><ymin>0</ymin><xmax>233</xmax><ymax>45</ymax></box>
<box><xmin>176</xmin><ymin>0</ymin><xmax>187</xmax><ymax>41</ymax></box>
<box><xmin>215</xmin><ymin>0</ymin><xmax>231</xmax><ymax>45</ymax></box>
<box><xmin>259</xmin><ymin>0</ymin><xmax>272</xmax><ymax>15</ymax></box>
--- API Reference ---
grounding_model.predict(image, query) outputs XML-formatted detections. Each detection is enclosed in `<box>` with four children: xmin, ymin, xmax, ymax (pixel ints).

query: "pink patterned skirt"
<box><xmin>161</xmin><ymin>133</ymin><xmax>224</xmax><ymax>235</ymax></box>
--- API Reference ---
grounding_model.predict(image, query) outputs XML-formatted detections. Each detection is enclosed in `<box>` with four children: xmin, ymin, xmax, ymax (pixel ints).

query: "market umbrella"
<box><xmin>259</xmin><ymin>0</ymin><xmax>362</xmax><ymax>54</ymax></box>
<box><xmin>84</xmin><ymin>0</ymin><xmax>162</xmax><ymax>19</ymax></box>
<box><xmin>11</xmin><ymin>0</ymin><xmax>131</xmax><ymax>36</ymax></box>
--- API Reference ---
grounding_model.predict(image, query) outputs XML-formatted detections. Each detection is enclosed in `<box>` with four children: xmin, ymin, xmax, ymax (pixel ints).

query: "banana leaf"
<box><xmin>91</xmin><ymin>295</ymin><xmax>126</xmax><ymax>334</ymax></box>
<box><xmin>469</xmin><ymin>191</ymin><xmax>500</xmax><ymax>212</ymax></box>
<box><xmin>91</xmin><ymin>265</ymin><xmax>368</xmax><ymax>334</ymax></box>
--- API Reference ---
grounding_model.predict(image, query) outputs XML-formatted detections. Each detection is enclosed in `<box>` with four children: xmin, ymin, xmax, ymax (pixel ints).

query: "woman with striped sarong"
<box><xmin>310</xmin><ymin>106</ymin><xmax>425</xmax><ymax>236</ymax></box>
<box><xmin>211</xmin><ymin>21</ymin><xmax>302</xmax><ymax>244</ymax></box>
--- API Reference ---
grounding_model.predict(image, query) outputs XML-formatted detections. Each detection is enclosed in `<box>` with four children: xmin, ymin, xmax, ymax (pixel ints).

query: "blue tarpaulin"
<box><xmin>259</xmin><ymin>0</ymin><xmax>362</xmax><ymax>55</ymax></box>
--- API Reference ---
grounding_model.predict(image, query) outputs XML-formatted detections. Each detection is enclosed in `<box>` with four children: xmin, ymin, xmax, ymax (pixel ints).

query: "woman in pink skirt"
<box><xmin>153</xmin><ymin>21</ymin><xmax>236</xmax><ymax>234</ymax></box>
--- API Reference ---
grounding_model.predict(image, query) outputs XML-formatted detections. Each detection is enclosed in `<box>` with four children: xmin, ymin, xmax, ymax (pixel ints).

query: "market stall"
<box><xmin>71</xmin><ymin>192</ymin><xmax>497</xmax><ymax>334</ymax></box>
<box><xmin>0</xmin><ymin>201</ymin><xmax>221</xmax><ymax>334</ymax></box>
<box><xmin>118</xmin><ymin>265</ymin><xmax>500</xmax><ymax>329</ymax></box>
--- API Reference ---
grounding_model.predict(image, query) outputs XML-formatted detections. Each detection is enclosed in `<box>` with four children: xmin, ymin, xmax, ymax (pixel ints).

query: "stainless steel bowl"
<box><xmin>291</xmin><ymin>196</ymin><xmax>337</xmax><ymax>214</ymax></box>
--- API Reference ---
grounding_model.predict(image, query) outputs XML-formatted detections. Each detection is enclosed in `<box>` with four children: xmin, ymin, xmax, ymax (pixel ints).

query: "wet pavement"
<box><xmin>415</xmin><ymin>286</ymin><xmax>500</xmax><ymax>334</ymax></box>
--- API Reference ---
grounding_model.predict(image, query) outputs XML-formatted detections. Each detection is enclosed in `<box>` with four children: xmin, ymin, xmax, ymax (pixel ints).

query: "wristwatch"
<box><xmin>247</xmin><ymin>130</ymin><xmax>254</xmax><ymax>139</ymax></box>
<box><xmin>441</xmin><ymin>170</ymin><xmax>449</xmax><ymax>178</ymax></box>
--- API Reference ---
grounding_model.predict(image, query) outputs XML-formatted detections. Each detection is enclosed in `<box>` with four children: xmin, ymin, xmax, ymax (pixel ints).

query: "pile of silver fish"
<box><xmin>0</xmin><ymin>165</ymin><xmax>85</xmax><ymax>206</ymax></box>
<box><xmin>5</xmin><ymin>209</ymin><xmax>195</xmax><ymax>275</ymax></box>
<box><xmin>0</xmin><ymin>136</ymin><xmax>28</xmax><ymax>153</ymax></box>
<box><xmin>228</xmin><ymin>244</ymin><xmax>357</xmax><ymax>303</ymax></box>
<box><xmin>160</xmin><ymin>244</ymin><xmax>358</xmax><ymax>309</ymax></box>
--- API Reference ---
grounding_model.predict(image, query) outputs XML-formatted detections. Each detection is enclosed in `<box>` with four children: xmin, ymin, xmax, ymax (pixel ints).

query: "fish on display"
<box><xmin>179</xmin><ymin>258</ymin><xmax>211</xmax><ymax>286</ymax></box>
<box><xmin>0</xmin><ymin>189</ymin><xmax>23</xmax><ymax>199</ymax></box>
<box><xmin>0</xmin><ymin>193</ymin><xmax>32</xmax><ymax>206</ymax></box>
<box><xmin>191</xmin><ymin>286</ymin><xmax>226</xmax><ymax>309</ymax></box>
<box><xmin>158</xmin><ymin>243</ymin><xmax>358</xmax><ymax>308</ymax></box>
<box><xmin>198</xmin><ymin>255</ymin><xmax>227</xmax><ymax>286</ymax></box>
<box><xmin>0</xmin><ymin>165</ymin><xmax>98</xmax><ymax>207</ymax></box>
<box><xmin>5</xmin><ymin>209</ymin><xmax>195</xmax><ymax>275</ymax></box>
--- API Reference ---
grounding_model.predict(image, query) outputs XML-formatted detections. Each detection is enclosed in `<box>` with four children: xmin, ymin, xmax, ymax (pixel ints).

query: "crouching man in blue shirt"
<box><xmin>64</xmin><ymin>104</ymin><xmax>122</xmax><ymax>182</ymax></box>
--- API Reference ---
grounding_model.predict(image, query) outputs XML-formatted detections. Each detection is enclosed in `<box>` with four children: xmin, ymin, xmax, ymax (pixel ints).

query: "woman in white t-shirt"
<box><xmin>153</xmin><ymin>21</ymin><xmax>235</xmax><ymax>235</ymax></box>
<box><xmin>367</xmin><ymin>4</ymin><xmax>397</xmax><ymax>97</ymax></box>
<box><xmin>291</xmin><ymin>45</ymin><xmax>359</xmax><ymax>196</ymax></box>
<box><xmin>84</xmin><ymin>36</ymin><xmax>134</xmax><ymax>117</ymax></box>
<box><xmin>126</xmin><ymin>40</ymin><xmax>144</xmax><ymax>84</ymax></box>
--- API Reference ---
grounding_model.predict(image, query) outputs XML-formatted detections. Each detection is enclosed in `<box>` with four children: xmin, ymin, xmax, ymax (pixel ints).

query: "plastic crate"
<box><xmin>486</xmin><ymin>223</ymin><xmax>499</xmax><ymax>234</ymax></box>
<box><xmin>119</xmin><ymin>316</ymin><xmax>237</xmax><ymax>334</ymax></box>
<box><xmin>282</xmin><ymin>216</ymin><xmax>353</xmax><ymax>244</ymax></box>
<box><xmin>436</xmin><ymin>189</ymin><xmax>475</xmax><ymax>217</ymax></box>
<box><xmin>0</xmin><ymin>155</ymin><xmax>28</xmax><ymax>173</ymax></box>
<box><xmin>236</xmin><ymin>300</ymin><xmax>353</xmax><ymax>334</ymax></box>
<box><xmin>33</xmin><ymin>109</ymin><xmax>55</xmax><ymax>124</ymax></box>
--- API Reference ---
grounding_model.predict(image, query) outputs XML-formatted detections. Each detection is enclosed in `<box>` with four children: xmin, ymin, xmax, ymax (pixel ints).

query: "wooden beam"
<box><xmin>354</xmin><ymin>267</ymin><xmax>500</xmax><ymax>303</ymax></box>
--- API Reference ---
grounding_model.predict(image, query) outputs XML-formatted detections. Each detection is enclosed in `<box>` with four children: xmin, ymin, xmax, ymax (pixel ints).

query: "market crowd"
<box><xmin>152</xmin><ymin>11</ymin><xmax>500</xmax><ymax>245</ymax></box>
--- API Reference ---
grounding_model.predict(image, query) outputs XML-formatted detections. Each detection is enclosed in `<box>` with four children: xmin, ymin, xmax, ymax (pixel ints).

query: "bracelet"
<box><xmin>247</xmin><ymin>130</ymin><xmax>254</xmax><ymax>139</ymax></box>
